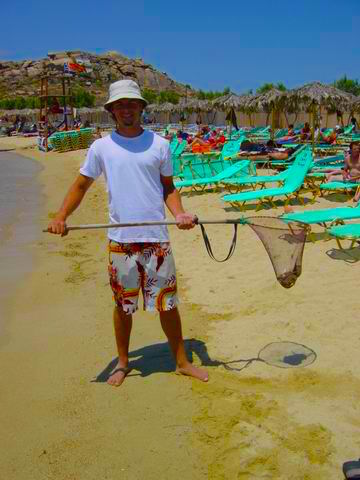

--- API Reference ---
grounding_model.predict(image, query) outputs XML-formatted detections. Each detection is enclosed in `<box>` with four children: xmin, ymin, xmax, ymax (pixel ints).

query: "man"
<box><xmin>48</xmin><ymin>80</ymin><xmax>209</xmax><ymax>387</ymax></box>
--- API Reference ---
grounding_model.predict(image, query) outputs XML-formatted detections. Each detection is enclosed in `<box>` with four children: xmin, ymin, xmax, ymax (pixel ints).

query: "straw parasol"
<box><xmin>210</xmin><ymin>93</ymin><xmax>251</xmax><ymax>136</ymax></box>
<box><xmin>286</xmin><ymin>81</ymin><xmax>353</xmax><ymax>111</ymax></box>
<box><xmin>351</xmin><ymin>97</ymin><xmax>360</xmax><ymax>114</ymax></box>
<box><xmin>285</xmin><ymin>81</ymin><xmax>354</xmax><ymax>132</ymax></box>
<box><xmin>212</xmin><ymin>93</ymin><xmax>243</xmax><ymax>110</ymax></box>
<box><xmin>247</xmin><ymin>89</ymin><xmax>287</xmax><ymax>134</ymax></box>
<box><xmin>157</xmin><ymin>102</ymin><xmax>176</xmax><ymax>124</ymax></box>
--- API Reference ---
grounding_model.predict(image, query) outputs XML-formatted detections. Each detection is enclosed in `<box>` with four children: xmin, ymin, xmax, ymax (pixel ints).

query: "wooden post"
<box><xmin>62</xmin><ymin>76</ymin><xmax>68</xmax><ymax>131</ymax></box>
<box><xmin>67</xmin><ymin>77</ymin><xmax>74</xmax><ymax>129</ymax></box>
<box><xmin>44</xmin><ymin>77</ymin><xmax>49</xmax><ymax>152</ymax></box>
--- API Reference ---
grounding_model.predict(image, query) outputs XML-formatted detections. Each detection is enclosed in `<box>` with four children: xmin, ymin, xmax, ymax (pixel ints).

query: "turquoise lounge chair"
<box><xmin>174</xmin><ymin>160</ymin><xmax>253</xmax><ymax>192</ymax></box>
<box><xmin>222</xmin><ymin>146</ymin><xmax>309</xmax><ymax>192</ymax></box>
<box><xmin>319</xmin><ymin>180</ymin><xmax>360</xmax><ymax>199</ymax></box>
<box><xmin>173</xmin><ymin>140</ymin><xmax>187</xmax><ymax>156</ymax></box>
<box><xmin>328</xmin><ymin>223</ymin><xmax>360</xmax><ymax>248</ymax></box>
<box><xmin>222</xmin><ymin>147</ymin><xmax>314</xmax><ymax>211</ymax></box>
<box><xmin>170</xmin><ymin>138</ymin><xmax>179</xmax><ymax>154</ymax></box>
<box><xmin>281</xmin><ymin>203</ymin><xmax>360</xmax><ymax>227</ymax></box>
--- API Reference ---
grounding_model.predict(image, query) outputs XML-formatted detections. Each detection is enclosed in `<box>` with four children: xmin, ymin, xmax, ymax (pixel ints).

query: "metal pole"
<box><xmin>43</xmin><ymin>218</ymin><xmax>247</xmax><ymax>233</ymax></box>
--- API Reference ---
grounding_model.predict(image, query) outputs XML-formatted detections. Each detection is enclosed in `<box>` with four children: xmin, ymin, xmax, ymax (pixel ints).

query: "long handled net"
<box><xmin>198</xmin><ymin>216</ymin><xmax>308</xmax><ymax>288</ymax></box>
<box><xmin>43</xmin><ymin>216</ymin><xmax>309</xmax><ymax>289</ymax></box>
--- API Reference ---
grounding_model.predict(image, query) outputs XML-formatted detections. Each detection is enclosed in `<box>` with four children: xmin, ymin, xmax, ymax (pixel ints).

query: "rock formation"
<box><xmin>0</xmin><ymin>50</ymin><xmax>190</xmax><ymax>105</ymax></box>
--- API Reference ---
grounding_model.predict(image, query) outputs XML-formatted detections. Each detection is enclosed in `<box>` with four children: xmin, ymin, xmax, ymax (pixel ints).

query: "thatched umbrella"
<box><xmin>175</xmin><ymin>98</ymin><xmax>213</xmax><ymax>126</ymax></box>
<box><xmin>211</xmin><ymin>93</ymin><xmax>244</xmax><ymax>136</ymax></box>
<box><xmin>285</xmin><ymin>82</ymin><xmax>354</xmax><ymax>135</ymax></box>
<box><xmin>212</xmin><ymin>93</ymin><xmax>256</xmax><ymax>130</ymax></box>
<box><xmin>158</xmin><ymin>102</ymin><xmax>176</xmax><ymax>124</ymax></box>
<box><xmin>247</xmin><ymin>89</ymin><xmax>287</xmax><ymax>135</ymax></box>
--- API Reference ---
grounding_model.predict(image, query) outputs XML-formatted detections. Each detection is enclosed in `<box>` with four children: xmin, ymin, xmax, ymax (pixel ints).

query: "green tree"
<box><xmin>256</xmin><ymin>82</ymin><xmax>287</xmax><ymax>94</ymax></box>
<box><xmin>14</xmin><ymin>97</ymin><xmax>27</xmax><ymax>109</ymax></box>
<box><xmin>142</xmin><ymin>88</ymin><xmax>158</xmax><ymax>104</ymax></box>
<box><xmin>72</xmin><ymin>87</ymin><xmax>95</xmax><ymax>107</ymax></box>
<box><xmin>158</xmin><ymin>90</ymin><xmax>180</xmax><ymax>104</ymax></box>
<box><xmin>333</xmin><ymin>75</ymin><xmax>360</xmax><ymax>96</ymax></box>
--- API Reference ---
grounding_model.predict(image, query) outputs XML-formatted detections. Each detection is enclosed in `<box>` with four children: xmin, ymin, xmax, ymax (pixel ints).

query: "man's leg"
<box><xmin>160</xmin><ymin>307</ymin><xmax>208</xmax><ymax>382</ymax></box>
<box><xmin>107</xmin><ymin>306</ymin><xmax>133</xmax><ymax>387</ymax></box>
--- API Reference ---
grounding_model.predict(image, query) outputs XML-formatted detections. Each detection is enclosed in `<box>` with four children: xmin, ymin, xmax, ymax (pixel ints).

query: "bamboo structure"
<box><xmin>39</xmin><ymin>75</ymin><xmax>74</xmax><ymax>151</ymax></box>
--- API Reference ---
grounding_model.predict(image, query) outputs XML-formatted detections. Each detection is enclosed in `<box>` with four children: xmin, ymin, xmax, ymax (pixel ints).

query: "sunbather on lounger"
<box><xmin>275</xmin><ymin>124</ymin><xmax>299</xmax><ymax>143</ymax></box>
<box><xmin>319</xmin><ymin>129</ymin><xmax>338</xmax><ymax>145</ymax></box>
<box><xmin>300</xmin><ymin>122</ymin><xmax>311</xmax><ymax>141</ymax></box>
<box><xmin>326</xmin><ymin>142</ymin><xmax>360</xmax><ymax>183</ymax></box>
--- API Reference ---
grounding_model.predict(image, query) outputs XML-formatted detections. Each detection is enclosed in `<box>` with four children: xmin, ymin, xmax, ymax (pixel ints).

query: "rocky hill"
<box><xmin>0</xmin><ymin>50</ymin><xmax>190</xmax><ymax>105</ymax></box>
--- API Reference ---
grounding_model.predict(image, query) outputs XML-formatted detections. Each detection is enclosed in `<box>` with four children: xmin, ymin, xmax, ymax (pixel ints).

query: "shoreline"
<box><xmin>1</xmin><ymin>137</ymin><xmax>360</xmax><ymax>479</ymax></box>
<box><xmin>0</xmin><ymin>151</ymin><xmax>44</xmax><ymax>346</ymax></box>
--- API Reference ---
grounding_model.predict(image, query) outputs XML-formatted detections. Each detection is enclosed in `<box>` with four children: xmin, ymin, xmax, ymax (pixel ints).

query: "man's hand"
<box><xmin>47</xmin><ymin>215</ymin><xmax>69</xmax><ymax>236</ymax></box>
<box><xmin>175</xmin><ymin>213</ymin><xmax>197</xmax><ymax>230</ymax></box>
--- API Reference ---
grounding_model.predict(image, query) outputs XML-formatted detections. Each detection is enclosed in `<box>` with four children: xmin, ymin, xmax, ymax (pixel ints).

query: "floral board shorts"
<box><xmin>108</xmin><ymin>241</ymin><xmax>179</xmax><ymax>314</ymax></box>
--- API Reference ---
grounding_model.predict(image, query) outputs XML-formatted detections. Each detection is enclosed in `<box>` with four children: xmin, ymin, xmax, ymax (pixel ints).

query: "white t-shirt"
<box><xmin>80</xmin><ymin>130</ymin><xmax>173</xmax><ymax>243</ymax></box>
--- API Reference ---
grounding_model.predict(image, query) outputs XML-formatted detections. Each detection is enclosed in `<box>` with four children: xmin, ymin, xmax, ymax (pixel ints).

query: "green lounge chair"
<box><xmin>174</xmin><ymin>160</ymin><xmax>253</xmax><ymax>192</ymax></box>
<box><xmin>281</xmin><ymin>203</ymin><xmax>360</xmax><ymax>227</ymax></box>
<box><xmin>173</xmin><ymin>140</ymin><xmax>187</xmax><ymax>156</ymax></box>
<box><xmin>170</xmin><ymin>138</ymin><xmax>179</xmax><ymax>154</ymax></box>
<box><xmin>222</xmin><ymin>147</ymin><xmax>314</xmax><ymax>211</ymax></box>
<box><xmin>319</xmin><ymin>180</ymin><xmax>360</xmax><ymax>199</ymax></box>
<box><xmin>328</xmin><ymin>223</ymin><xmax>360</xmax><ymax>248</ymax></box>
<box><xmin>222</xmin><ymin>145</ymin><xmax>309</xmax><ymax>193</ymax></box>
<box><xmin>220</xmin><ymin>136</ymin><xmax>245</xmax><ymax>160</ymax></box>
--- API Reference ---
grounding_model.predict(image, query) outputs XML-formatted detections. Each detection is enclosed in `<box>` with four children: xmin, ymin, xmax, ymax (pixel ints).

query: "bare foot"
<box><xmin>176</xmin><ymin>363</ymin><xmax>209</xmax><ymax>382</ymax></box>
<box><xmin>107</xmin><ymin>364</ymin><xmax>132</xmax><ymax>387</ymax></box>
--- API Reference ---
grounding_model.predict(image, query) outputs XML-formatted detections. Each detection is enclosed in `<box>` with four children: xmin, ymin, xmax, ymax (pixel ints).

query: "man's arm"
<box><xmin>161</xmin><ymin>175</ymin><xmax>196</xmax><ymax>230</ymax></box>
<box><xmin>47</xmin><ymin>174</ymin><xmax>94</xmax><ymax>236</ymax></box>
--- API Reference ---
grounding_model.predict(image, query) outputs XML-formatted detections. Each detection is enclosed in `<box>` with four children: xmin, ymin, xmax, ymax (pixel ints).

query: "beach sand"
<box><xmin>1</xmin><ymin>136</ymin><xmax>360</xmax><ymax>479</ymax></box>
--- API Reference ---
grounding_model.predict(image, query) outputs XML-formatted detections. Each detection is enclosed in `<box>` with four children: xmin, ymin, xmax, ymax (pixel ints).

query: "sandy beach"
<box><xmin>1</xmin><ymin>135</ymin><xmax>360</xmax><ymax>479</ymax></box>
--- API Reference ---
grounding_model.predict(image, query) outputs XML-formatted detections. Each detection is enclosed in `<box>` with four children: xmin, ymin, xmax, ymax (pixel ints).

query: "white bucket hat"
<box><xmin>104</xmin><ymin>79</ymin><xmax>147</xmax><ymax>111</ymax></box>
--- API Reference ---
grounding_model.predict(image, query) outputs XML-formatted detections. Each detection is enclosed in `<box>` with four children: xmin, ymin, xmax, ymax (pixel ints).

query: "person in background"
<box><xmin>350</xmin><ymin>116</ymin><xmax>358</xmax><ymax>132</ymax></box>
<box><xmin>300</xmin><ymin>122</ymin><xmax>311</xmax><ymax>141</ymax></box>
<box><xmin>336</xmin><ymin>110</ymin><xmax>344</xmax><ymax>127</ymax></box>
<box><xmin>326</xmin><ymin>142</ymin><xmax>360</xmax><ymax>184</ymax></box>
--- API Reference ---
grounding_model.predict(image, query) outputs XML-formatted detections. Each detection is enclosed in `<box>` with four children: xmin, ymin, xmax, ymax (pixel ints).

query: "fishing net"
<box><xmin>199</xmin><ymin>216</ymin><xmax>308</xmax><ymax>289</ymax></box>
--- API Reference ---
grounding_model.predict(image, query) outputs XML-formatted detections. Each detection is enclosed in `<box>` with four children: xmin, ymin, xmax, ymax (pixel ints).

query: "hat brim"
<box><xmin>104</xmin><ymin>93</ymin><xmax>148</xmax><ymax>112</ymax></box>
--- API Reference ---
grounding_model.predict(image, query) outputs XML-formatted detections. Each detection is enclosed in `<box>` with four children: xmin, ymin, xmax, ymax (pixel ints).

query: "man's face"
<box><xmin>111</xmin><ymin>98</ymin><xmax>144</xmax><ymax>127</ymax></box>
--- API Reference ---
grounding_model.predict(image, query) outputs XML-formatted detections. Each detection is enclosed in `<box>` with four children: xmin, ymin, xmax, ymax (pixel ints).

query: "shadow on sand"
<box><xmin>93</xmin><ymin>339</ymin><xmax>317</xmax><ymax>383</ymax></box>
<box><xmin>326</xmin><ymin>245</ymin><xmax>360</xmax><ymax>264</ymax></box>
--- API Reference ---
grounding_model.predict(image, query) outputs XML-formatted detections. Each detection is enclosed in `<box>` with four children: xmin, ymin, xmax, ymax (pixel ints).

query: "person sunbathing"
<box><xmin>319</xmin><ymin>128</ymin><xmax>338</xmax><ymax>145</ymax></box>
<box><xmin>276</xmin><ymin>124</ymin><xmax>299</xmax><ymax>143</ymax></box>
<box><xmin>326</xmin><ymin>142</ymin><xmax>360</xmax><ymax>183</ymax></box>
<box><xmin>236</xmin><ymin>140</ymin><xmax>296</xmax><ymax>161</ymax></box>
<box><xmin>189</xmin><ymin>129</ymin><xmax>224</xmax><ymax>150</ymax></box>
<box><xmin>300</xmin><ymin>122</ymin><xmax>311</xmax><ymax>141</ymax></box>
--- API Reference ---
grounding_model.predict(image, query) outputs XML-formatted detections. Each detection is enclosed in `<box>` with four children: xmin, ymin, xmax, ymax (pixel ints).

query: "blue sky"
<box><xmin>1</xmin><ymin>0</ymin><xmax>359</xmax><ymax>93</ymax></box>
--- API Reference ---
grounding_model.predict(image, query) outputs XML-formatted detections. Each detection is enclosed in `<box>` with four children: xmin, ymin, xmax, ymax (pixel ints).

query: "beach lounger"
<box><xmin>174</xmin><ymin>160</ymin><xmax>253</xmax><ymax>192</ymax></box>
<box><xmin>222</xmin><ymin>145</ymin><xmax>309</xmax><ymax>193</ymax></box>
<box><xmin>173</xmin><ymin>140</ymin><xmax>187</xmax><ymax>156</ymax></box>
<box><xmin>281</xmin><ymin>203</ymin><xmax>360</xmax><ymax>227</ymax></box>
<box><xmin>327</xmin><ymin>223</ymin><xmax>360</xmax><ymax>249</ymax></box>
<box><xmin>319</xmin><ymin>181</ymin><xmax>360</xmax><ymax>199</ymax></box>
<box><xmin>222</xmin><ymin>147</ymin><xmax>313</xmax><ymax>211</ymax></box>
